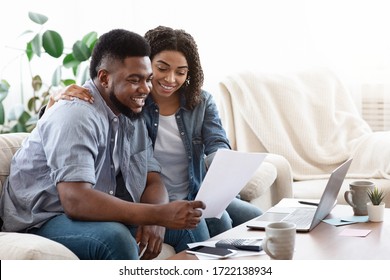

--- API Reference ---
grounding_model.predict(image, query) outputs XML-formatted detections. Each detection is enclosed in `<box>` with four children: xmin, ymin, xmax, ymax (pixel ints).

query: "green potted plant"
<box><xmin>366</xmin><ymin>187</ymin><xmax>386</xmax><ymax>222</ymax></box>
<box><xmin>0</xmin><ymin>11</ymin><xmax>97</xmax><ymax>133</ymax></box>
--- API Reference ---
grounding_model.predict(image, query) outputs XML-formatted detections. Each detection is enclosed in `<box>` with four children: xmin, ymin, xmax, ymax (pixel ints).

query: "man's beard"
<box><xmin>109</xmin><ymin>90</ymin><xmax>141</xmax><ymax>120</ymax></box>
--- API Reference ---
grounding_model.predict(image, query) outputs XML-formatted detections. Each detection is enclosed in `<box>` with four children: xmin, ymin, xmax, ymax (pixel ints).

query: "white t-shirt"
<box><xmin>154</xmin><ymin>114</ymin><xmax>189</xmax><ymax>201</ymax></box>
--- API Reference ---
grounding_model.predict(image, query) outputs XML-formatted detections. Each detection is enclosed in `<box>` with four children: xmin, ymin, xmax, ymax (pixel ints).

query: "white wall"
<box><xmin>1</xmin><ymin>0</ymin><xmax>390</xmax><ymax>112</ymax></box>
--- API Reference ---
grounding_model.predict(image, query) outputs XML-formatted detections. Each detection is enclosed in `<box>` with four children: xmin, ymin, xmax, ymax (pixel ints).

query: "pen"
<box><xmin>298</xmin><ymin>200</ymin><xmax>319</xmax><ymax>206</ymax></box>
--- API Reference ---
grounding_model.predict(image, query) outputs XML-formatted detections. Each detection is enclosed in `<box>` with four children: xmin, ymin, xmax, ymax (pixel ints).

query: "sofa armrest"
<box><xmin>0</xmin><ymin>133</ymin><xmax>30</xmax><ymax>191</ymax></box>
<box><xmin>240</xmin><ymin>153</ymin><xmax>293</xmax><ymax>210</ymax></box>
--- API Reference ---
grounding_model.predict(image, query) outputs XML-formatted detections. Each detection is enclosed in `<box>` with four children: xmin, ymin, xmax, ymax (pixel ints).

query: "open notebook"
<box><xmin>247</xmin><ymin>158</ymin><xmax>353</xmax><ymax>232</ymax></box>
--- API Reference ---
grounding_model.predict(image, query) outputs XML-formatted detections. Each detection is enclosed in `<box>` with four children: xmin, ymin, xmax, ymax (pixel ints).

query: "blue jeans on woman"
<box><xmin>206</xmin><ymin>197</ymin><xmax>262</xmax><ymax>237</ymax></box>
<box><xmin>30</xmin><ymin>214</ymin><xmax>209</xmax><ymax>260</ymax></box>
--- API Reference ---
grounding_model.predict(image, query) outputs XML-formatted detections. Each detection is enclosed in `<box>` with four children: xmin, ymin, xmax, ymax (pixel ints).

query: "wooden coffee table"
<box><xmin>168</xmin><ymin>204</ymin><xmax>390</xmax><ymax>260</ymax></box>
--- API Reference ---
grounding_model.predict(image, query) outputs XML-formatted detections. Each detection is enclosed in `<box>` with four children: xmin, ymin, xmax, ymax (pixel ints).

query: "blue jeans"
<box><xmin>206</xmin><ymin>198</ymin><xmax>262</xmax><ymax>237</ymax></box>
<box><xmin>227</xmin><ymin>197</ymin><xmax>263</xmax><ymax>227</ymax></box>
<box><xmin>31</xmin><ymin>214</ymin><xmax>209</xmax><ymax>260</ymax></box>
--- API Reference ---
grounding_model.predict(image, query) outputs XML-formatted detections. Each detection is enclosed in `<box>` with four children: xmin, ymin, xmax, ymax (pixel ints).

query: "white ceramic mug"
<box><xmin>344</xmin><ymin>181</ymin><xmax>374</xmax><ymax>216</ymax></box>
<box><xmin>262</xmin><ymin>222</ymin><xmax>296</xmax><ymax>260</ymax></box>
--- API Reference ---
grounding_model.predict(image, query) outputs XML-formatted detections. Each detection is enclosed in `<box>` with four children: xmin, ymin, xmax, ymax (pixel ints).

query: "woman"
<box><xmin>49</xmin><ymin>26</ymin><xmax>262</xmax><ymax>239</ymax></box>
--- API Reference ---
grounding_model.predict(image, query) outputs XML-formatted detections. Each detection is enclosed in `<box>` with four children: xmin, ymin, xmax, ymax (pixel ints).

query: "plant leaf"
<box><xmin>42</xmin><ymin>30</ymin><xmax>64</xmax><ymax>58</ymax></box>
<box><xmin>21</xmin><ymin>112</ymin><xmax>31</xmax><ymax>124</ymax></box>
<box><xmin>72</xmin><ymin>65</ymin><xmax>78</xmax><ymax>76</ymax></box>
<box><xmin>26</xmin><ymin>42</ymin><xmax>34</xmax><ymax>61</ymax></box>
<box><xmin>0</xmin><ymin>79</ymin><xmax>10</xmax><ymax>102</ymax></box>
<box><xmin>62</xmin><ymin>79</ymin><xmax>76</xmax><ymax>86</ymax></box>
<box><xmin>10</xmin><ymin>123</ymin><xmax>26</xmax><ymax>133</ymax></box>
<box><xmin>368</xmin><ymin>187</ymin><xmax>385</xmax><ymax>205</ymax></box>
<box><xmin>31</xmin><ymin>75</ymin><xmax>42</xmax><ymax>92</ymax></box>
<box><xmin>19</xmin><ymin>30</ymin><xmax>34</xmax><ymax>37</ymax></box>
<box><xmin>51</xmin><ymin>66</ymin><xmax>62</xmax><ymax>86</ymax></box>
<box><xmin>82</xmin><ymin>32</ymin><xmax>98</xmax><ymax>48</ymax></box>
<box><xmin>0</xmin><ymin>103</ymin><xmax>4</xmax><ymax>125</ymax></box>
<box><xmin>27</xmin><ymin>96</ymin><xmax>40</xmax><ymax>112</ymax></box>
<box><xmin>28</xmin><ymin>12</ymin><xmax>48</xmax><ymax>25</ymax></box>
<box><xmin>25</xmin><ymin>114</ymin><xmax>38</xmax><ymax>127</ymax></box>
<box><xmin>72</xmin><ymin>40</ymin><xmax>91</xmax><ymax>62</ymax></box>
<box><xmin>63</xmin><ymin>53</ymin><xmax>80</xmax><ymax>69</ymax></box>
<box><xmin>30</xmin><ymin>34</ymin><xmax>42</xmax><ymax>57</ymax></box>
<box><xmin>7</xmin><ymin>104</ymin><xmax>25</xmax><ymax>121</ymax></box>
<box><xmin>79</xmin><ymin>64</ymin><xmax>90</xmax><ymax>85</ymax></box>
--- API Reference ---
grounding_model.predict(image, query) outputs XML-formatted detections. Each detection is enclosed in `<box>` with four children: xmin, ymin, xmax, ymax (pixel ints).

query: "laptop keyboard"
<box><xmin>283</xmin><ymin>208</ymin><xmax>316</xmax><ymax>227</ymax></box>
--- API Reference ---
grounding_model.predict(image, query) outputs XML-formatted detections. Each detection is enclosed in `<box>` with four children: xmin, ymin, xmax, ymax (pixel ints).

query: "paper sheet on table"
<box><xmin>322</xmin><ymin>218</ymin><xmax>358</xmax><ymax>226</ymax></box>
<box><xmin>195</xmin><ymin>149</ymin><xmax>267</xmax><ymax>218</ymax></box>
<box><xmin>339</xmin><ymin>228</ymin><xmax>371</xmax><ymax>237</ymax></box>
<box><xmin>323</xmin><ymin>215</ymin><xmax>369</xmax><ymax>226</ymax></box>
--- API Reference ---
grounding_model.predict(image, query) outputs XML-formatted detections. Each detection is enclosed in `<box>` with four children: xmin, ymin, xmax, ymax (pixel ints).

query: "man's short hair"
<box><xmin>89</xmin><ymin>29</ymin><xmax>151</xmax><ymax>79</ymax></box>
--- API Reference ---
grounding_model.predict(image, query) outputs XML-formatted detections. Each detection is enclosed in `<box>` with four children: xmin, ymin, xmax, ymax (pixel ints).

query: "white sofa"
<box><xmin>217</xmin><ymin>67</ymin><xmax>390</xmax><ymax>208</ymax></box>
<box><xmin>0</xmin><ymin>132</ymin><xmax>292</xmax><ymax>259</ymax></box>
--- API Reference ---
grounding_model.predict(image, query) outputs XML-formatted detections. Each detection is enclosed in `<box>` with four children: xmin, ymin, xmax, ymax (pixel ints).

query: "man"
<box><xmin>0</xmin><ymin>29</ymin><xmax>205</xmax><ymax>260</ymax></box>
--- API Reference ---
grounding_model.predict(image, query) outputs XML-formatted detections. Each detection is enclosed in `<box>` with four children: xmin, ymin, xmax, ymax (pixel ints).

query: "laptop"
<box><xmin>246</xmin><ymin>158</ymin><xmax>353</xmax><ymax>232</ymax></box>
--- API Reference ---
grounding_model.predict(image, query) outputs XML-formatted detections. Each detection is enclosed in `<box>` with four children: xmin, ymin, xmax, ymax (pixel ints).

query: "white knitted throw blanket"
<box><xmin>218</xmin><ymin>68</ymin><xmax>390</xmax><ymax>180</ymax></box>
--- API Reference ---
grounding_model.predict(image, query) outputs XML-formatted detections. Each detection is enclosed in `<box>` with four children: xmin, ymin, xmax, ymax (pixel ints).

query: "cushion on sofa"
<box><xmin>240</xmin><ymin>162</ymin><xmax>277</xmax><ymax>201</ymax></box>
<box><xmin>0</xmin><ymin>232</ymin><xmax>78</xmax><ymax>260</ymax></box>
<box><xmin>0</xmin><ymin>133</ymin><xmax>29</xmax><ymax>194</ymax></box>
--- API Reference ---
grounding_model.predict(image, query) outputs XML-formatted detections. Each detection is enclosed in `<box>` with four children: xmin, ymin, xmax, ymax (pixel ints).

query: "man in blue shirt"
<box><xmin>0</xmin><ymin>29</ymin><xmax>205</xmax><ymax>260</ymax></box>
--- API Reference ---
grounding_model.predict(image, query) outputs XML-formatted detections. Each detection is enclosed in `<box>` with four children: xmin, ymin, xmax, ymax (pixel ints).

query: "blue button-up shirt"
<box><xmin>0</xmin><ymin>80</ymin><xmax>160</xmax><ymax>232</ymax></box>
<box><xmin>143</xmin><ymin>89</ymin><xmax>231</xmax><ymax>200</ymax></box>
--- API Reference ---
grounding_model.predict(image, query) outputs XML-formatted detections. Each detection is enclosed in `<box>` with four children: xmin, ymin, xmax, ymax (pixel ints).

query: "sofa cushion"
<box><xmin>0</xmin><ymin>133</ymin><xmax>29</xmax><ymax>230</ymax></box>
<box><xmin>239</xmin><ymin>162</ymin><xmax>277</xmax><ymax>201</ymax></box>
<box><xmin>0</xmin><ymin>232</ymin><xmax>79</xmax><ymax>259</ymax></box>
<box><xmin>0</xmin><ymin>133</ymin><xmax>29</xmax><ymax>194</ymax></box>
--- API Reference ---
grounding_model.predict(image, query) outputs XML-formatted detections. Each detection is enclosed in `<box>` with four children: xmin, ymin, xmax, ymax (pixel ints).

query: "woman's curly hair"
<box><xmin>144</xmin><ymin>26</ymin><xmax>204</xmax><ymax>109</ymax></box>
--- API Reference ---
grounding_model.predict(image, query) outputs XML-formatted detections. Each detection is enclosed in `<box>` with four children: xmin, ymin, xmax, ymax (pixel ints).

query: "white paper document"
<box><xmin>195</xmin><ymin>149</ymin><xmax>267</xmax><ymax>218</ymax></box>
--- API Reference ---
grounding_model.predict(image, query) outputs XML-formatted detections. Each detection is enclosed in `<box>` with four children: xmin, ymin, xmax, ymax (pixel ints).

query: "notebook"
<box><xmin>246</xmin><ymin>158</ymin><xmax>353</xmax><ymax>232</ymax></box>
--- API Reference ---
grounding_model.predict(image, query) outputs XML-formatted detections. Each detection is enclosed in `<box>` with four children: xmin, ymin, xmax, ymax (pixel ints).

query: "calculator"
<box><xmin>215</xmin><ymin>238</ymin><xmax>263</xmax><ymax>251</ymax></box>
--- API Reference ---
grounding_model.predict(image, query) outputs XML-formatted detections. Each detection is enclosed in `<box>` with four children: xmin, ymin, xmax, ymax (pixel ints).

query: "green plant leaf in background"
<box><xmin>0</xmin><ymin>103</ymin><xmax>4</xmax><ymax>125</ymax></box>
<box><xmin>52</xmin><ymin>66</ymin><xmax>62</xmax><ymax>86</ymax></box>
<box><xmin>7</xmin><ymin>104</ymin><xmax>25</xmax><ymax>121</ymax></box>
<box><xmin>1</xmin><ymin>11</ymin><xmax>97</xmax><ymax>133</ymax></box>
<box><xmin>72</xmin><ymin>40</ymin><xmax>91</xmax><ymax>62</ymax></box>
<box><xmin>31</xmin><ymin>75</ymin><xmax>42</xmax><ymax>92</ymax></box>
<box><xmin>28</xmin><ymin>11</ymin><xmax>48</xmax><ymax>25</ymax></box>
<box><xmin>63</xmin><ymin>53</ymin><xmax>80</xmax><ymax>69</ymax></box>
<box><xmin>79</xmin><ymin>64</ymin><xmax>90</xmax><ymax>85</ymax></box>
<box><xmin>26</xmin><ymin>42</ymin><xmax>34</xmax><ymax>61</ymax></box>
<box><xmin>27</xmin><ymin>96</ymin><xmax>40</xmax><ymax>112</ymax></box>
<box><xmin>30</xmin><ymin>33</ymin><xmax>42</xmax><ymax>57</ymax></box>
<box><xmin>0</xmin><ymin>80</ymin><xmax>10</xmax><ymax>102</ymax></box>
<box><xmin>10</xmin><ymin>110</ymin><xmax>31</xmax><ymax>133</ymax></box>
<box><xmin>19</xmin><ymin>30</ymin><xmax>34</xmax><ymax>37</ymax></box>
<box><xmin>42</xmin><ymin>30</ymin><xmax>64</xmax><ymax>58</ymax></box>
<box><xmin>62</xmin><ymin>79</ymin><xmax>76</xmax><ymax>86</ymax></box>
<box><xmin>82</xmin><ymin>31</ymin><xmax>98</xmax><ymax>49</ymax></box>
<box><xmin>0</xmin><ymin>80</ymin><xmax>10</xmax><ymax>126</ymax></box>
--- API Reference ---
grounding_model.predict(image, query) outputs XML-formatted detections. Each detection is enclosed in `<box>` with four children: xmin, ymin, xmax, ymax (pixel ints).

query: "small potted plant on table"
<box><xmin>367</xmin><ymin>187</ymin><xmax>386</xmax><ymax>222</ymax></box>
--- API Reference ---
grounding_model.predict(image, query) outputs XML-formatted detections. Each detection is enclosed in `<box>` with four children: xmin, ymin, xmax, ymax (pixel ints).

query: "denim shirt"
<box><xmin>143</xmin><ymin>89</ymin><xmax>231</xmax><ymax>200</ymax></box>
<box><xmin>0</xmin><ymin>80</ymin><xmax>160</xmax><ymax>232</ymax></box>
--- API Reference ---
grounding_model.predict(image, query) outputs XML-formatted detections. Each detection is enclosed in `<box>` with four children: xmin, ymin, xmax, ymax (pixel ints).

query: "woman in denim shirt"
<box><xmin>52</xmin><ymin>26</ymin><xmax>262</xmax><ymax>242</ymax></box>
<box><xmin>141</xmin><ymin>26</ymin><xmax>262</xmax><ymax>238</ymax></box>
